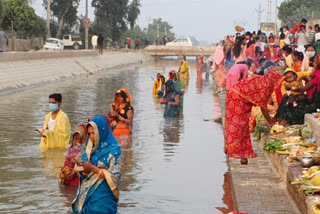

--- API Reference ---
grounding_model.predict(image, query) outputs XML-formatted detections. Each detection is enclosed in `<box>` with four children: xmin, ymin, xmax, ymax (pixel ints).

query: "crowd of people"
<box><xmin>38</xmin><ymin>90</ymin><xmax>134</xmax><ymax>213</ymax></box>
<box><xmin>216</xmin><ymin>18</ymin><xmax>320</xmax><ymax>165</ymax></box>
<box><xmin>38</xmin><ymin>61</ymin><xmax>198</xmax><ymax>213</ymax></box>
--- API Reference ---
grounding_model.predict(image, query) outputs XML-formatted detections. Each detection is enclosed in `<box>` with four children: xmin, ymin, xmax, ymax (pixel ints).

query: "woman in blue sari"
<box><xmin>72</xmin><ymin>115</ymin><xmax>121</xmax><ymax>214</ymax></box>
<box><xmin>159</xmin><ymin>80</ymin><xmax>181</xmax><ymax>117</ymax></box>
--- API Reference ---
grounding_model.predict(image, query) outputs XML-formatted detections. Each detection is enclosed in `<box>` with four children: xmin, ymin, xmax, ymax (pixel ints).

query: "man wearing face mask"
<box><xmin>39</xmin><ymin>93</ymin><xmax>71</xmax><ymax>149</ymax></box>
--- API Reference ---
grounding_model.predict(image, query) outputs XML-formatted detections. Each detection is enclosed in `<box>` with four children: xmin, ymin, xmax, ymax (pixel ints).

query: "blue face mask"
<box><xmin>49</xmin><ymin>103</ymin><xmax>59</xmax><ymax>112</ymax></box>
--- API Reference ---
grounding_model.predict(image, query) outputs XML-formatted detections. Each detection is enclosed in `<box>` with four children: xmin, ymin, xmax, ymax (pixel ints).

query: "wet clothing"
<box><xmin>224</xmin><ymin>71</ymin><xmax>284</xmax><ymax>158</ymax></box>
<box><xmin>72</xmin><ymin>115</ymin><xmax>121</xmax><ymax>214</ymax></box>
<box><xmin>180</xmin><ymin>61</ymin><xmax>190</xmax><ymax>80</ymax></box>
<box><xmin>40</xmin><ymin>110</ymin><xmax>71</xmax><ymax>149</ymax></box>
<box><xmin>164</xmin><ymin>80</ymin><xmax>181</xmax><ymax>117</ymax></box>
<box><xmin>109</xmin><ymin>89</ymin><xmax>133</xmax><ymax>136</ymax></box>
<box><xmin>60</xmin><ymin>124</ymin><xmax>87</xmax><ymax>186</ymax></box>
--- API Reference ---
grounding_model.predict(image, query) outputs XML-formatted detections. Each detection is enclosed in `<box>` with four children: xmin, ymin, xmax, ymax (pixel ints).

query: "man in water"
<box><xmin>39</xmin><ymin>93</ymin><xmax>71</xmax><ymax>149</ymax></box>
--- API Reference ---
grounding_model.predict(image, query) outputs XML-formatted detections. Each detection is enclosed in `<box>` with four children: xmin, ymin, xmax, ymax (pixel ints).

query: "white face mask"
<box><xmin>305</xmin><ymin>51</ymin><xmax>316</xmax><ymax>58</ymax></box>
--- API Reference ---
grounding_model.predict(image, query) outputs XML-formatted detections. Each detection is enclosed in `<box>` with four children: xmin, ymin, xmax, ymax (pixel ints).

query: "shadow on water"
<box><xmin>0</xmin><ymin>59</ymin><xmax>233</xmax><ymax>213</ymax></box>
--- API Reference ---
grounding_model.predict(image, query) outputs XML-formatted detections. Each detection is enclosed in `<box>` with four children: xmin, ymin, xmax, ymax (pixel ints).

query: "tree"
<box><xmin>278</xmin><ymin>0</ymin><xmax>320</xmax><ymax>27</ymax></box>
<box><xmin>281</xmin><ymin>5</ymin><xmax>313</xmax><ymax>28</ymax></box>
<box><xmin>127</xmin><ymin>0</ymin><xmax>140</xmax><ymax>30</ymax></box>
<box><xmin>145</xmin><ymin>18</ymin><xmax>175</xmax><ymax>45</ymax></box>
<box><xmin>43</xmin><ymin>0</ymin><xmax>80</xmax><ymax>38</ymax></box>
<box><xmin>92</xmin><ymin>0</ymin><xmax>128</xmax><ymax>41</ymax></box>
<box><xmin>1</xmin><ymin>0</ymin><xmax>37</xmax><ymax>38</ymax></box>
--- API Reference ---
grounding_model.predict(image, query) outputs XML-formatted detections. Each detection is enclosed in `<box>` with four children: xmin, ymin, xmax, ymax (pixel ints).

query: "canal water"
<box><xmin>0</xmin><ymin>59</ymin><xmax>230</xmax><ymax>213</ymax></box>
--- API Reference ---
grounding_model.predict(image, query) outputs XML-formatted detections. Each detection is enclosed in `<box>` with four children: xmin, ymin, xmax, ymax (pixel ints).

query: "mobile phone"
<box><xmin>35</xmin><ymin>129</ymin><xmax>40</xmax><ymax>132</ymax></box>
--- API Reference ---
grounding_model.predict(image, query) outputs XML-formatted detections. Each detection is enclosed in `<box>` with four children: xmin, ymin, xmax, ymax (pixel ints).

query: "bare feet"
<box><xmin>240</xmin><ymin>158</ymin><xmax>248</xmax><ymax>165</ymax></box>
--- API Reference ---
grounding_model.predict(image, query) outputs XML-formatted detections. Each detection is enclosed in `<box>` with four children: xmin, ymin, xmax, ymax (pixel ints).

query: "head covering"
<box><xmin>284</xmin><ymin>68</ymin><xmax>298</xmax><ymax>76</ymax></box>
<box><xmin>180</xmin><ymin>61</ymin><xmax>189</xmax><ymax>72</ymax></box>
<box><xmin>168</xmin><ymin>70</ymin><xmax>176</xmax><ymax>80</ymax></box>
<box><xmin>73</xmin><ymin>124</ymin><xmax>88</xmax><ymax>145</ymax></box>
<box><xmin>88</xmin><ymin>114</ymin><xmax>111</xmax><ymax>129</ymax></box>
<box><xmin>271</xmin><ymin>47</ymin><xmax>284</xmax><ymax>61</ymax></box>
<box><xmin>113</xmin><ymin>88</ymin><xmax>132</xmax><ymax>110</ymax></box>
<box><xmin>84</xmin><ymin>115</ymin><xmax>121</xmax><ymax>165</ymax></box>
<box><xmin>165</xmin><ymin>79</ymin><xmax>181</xmax><ymax>94</ymax></box>
<box><xmin>231</xmin><ymin>70</ymin><xmax>284</xmax><ymax>109</ymax></box>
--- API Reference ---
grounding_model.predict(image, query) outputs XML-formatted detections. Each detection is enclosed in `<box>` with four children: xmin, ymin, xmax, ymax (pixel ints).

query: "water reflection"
<box><xmin>0</xmin><ymin>59</ymin><xmax>230</xmax><ymax>213</ymax></box>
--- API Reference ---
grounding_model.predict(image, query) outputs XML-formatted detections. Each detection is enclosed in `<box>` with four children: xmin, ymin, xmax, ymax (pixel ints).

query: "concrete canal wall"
<box><xmin>0</xmin><ymin>51</ymin><xmax>154</xmax><ymax>93</ymax></box>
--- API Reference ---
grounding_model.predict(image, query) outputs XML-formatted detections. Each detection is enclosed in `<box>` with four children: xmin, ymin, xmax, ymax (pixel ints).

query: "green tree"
<box><xmin>127</xmin><ymin>0</ymin><xmax>140</xmax><ymax>30</ymax></box>
<box><xmin>1</xmin><ymin>0</ymin><xmax>37</xmax><ymax>38</ymax></box>
<box><xmin>43</xmin><ymin>0</ymin><xmax>79</xmax><ymax>38</ymax></box>
<box><xmin>278</xmin><ymin>0</ymin><xmax>320</xmax><ymax>27</ymax></box>
<box><xmin>92</xmin><ymin>0</ymin><xmax>128</xmax><ymax>41</ymax></box>
<box><xmin>145</xmin><ymin>18</ymin><xmax>175</xmax><ymax>44</ymax></box>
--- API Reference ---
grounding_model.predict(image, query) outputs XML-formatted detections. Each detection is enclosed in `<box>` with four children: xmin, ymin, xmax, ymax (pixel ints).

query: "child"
<box><xmin>281</xmin><ymin>68</ymin><xmax>311</xmax><ymax>97</ymax></box>
<box><xmin>291</xmin><ymin>51</ymin><xmax>304</xmax><ymax>72</ymax></box>
<box><xmin>279</xmin><ymin>33</ymin><xmax>286</xmax><ymax>48</ymax></box>
<box><xmin>59</xmin><ymin>124</ymin><xmax>87</xmax><ymax>186</ymax></box>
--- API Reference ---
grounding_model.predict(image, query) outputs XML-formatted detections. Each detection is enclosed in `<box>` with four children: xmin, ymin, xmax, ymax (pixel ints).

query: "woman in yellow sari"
<box><xmin>108</xmin><ymin>89</ymin><xmax>134</xmax><ymax>136</ymax></box>
<box><xmin>152</xmin><ymin>73</ymin><xmax>163</xmax><ymax>95</ymax></box>
<box><xmin>179</xmin><ymin>61</ymin><xmax>190</xmax><ymax>80</ymax></box>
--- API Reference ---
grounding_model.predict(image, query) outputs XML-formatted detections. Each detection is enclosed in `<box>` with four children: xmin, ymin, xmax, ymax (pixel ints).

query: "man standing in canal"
<box><xmin>0</xmin><ymin>29</ymin><xmax>8</xmax><ymax>52</ymax></box>
<box><xmin>39</xmin><ymin>93</ymin><xmax>71</xmax><ymax>149</ymax></box>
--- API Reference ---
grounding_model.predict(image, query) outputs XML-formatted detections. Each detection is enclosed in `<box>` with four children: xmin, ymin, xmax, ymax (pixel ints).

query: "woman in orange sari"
<box><xmin>225</xmin><ymin>70</ymin><xmax>284</xmax><ymax>164</ymax></box>
<box><xmin>108</xmin><ymin>89</ymin><xmax>134</xmax><ymax>136</ymax></box>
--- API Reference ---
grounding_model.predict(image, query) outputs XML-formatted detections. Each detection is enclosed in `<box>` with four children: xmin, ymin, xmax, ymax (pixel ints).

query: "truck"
<box><xmin>62</xmin><ymin>34</ymin><xmax>82</xmax><ymax>50</ymax></box>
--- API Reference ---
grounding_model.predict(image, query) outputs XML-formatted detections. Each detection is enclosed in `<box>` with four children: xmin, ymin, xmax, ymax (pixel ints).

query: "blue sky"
<box><xmin>31</xmin><ymin>0</ymin><xmax>285</xmax><ymax>43</ymax></box>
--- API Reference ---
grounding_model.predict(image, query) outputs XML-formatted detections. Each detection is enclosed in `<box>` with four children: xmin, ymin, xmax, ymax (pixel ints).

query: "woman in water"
<box><xmin>159</xmin><ymin>80</ymin><xmax>181</xmax><ymax>117</ymax></box>
<box><xmin>60</xmin><ymin>124</ymin><xmax>87</xmax><ymax>186</ymax></box>
<box><xmin>108</xmin><ymin>89</ymin><xmax>134</xmax><ymax>136</ymax></box>
<box><xmin>72</xmin><ymin>115</ymin><xmax>121</xmax><ymax>214</ymax></box>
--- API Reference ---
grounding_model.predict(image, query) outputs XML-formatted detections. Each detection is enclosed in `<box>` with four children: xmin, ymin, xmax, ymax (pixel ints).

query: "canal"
<box><xmin>0</xmin><ymin>59</ymin><xmax>230</xmax><ymax>213</ymax></box>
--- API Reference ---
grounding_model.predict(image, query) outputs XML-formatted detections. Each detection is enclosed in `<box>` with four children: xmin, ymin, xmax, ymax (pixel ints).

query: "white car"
<box><xmin>43</xmin><ymin>38</ymin><xmax>64</xmax><ymax>51</ymax></box>
<box><xmin>166</xmin><ymin>38</ymin><xmax>193</xmax><ymax>47</ymax></box>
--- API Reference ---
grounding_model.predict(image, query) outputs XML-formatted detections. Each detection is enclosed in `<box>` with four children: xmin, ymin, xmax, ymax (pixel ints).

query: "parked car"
<box><xmin>62</xmin><ymin>34</ymin><xmax>82</xmax><ymax>49</ymax></box>
<box><xmin>165</xmin><ymin>38</ymin><xmax>193</xmax><ymax>47</ymax></box>
<box><xmin>43</xmin><ymin>38</ymin><xmax>64</xmax><ymax>51</ymax></box>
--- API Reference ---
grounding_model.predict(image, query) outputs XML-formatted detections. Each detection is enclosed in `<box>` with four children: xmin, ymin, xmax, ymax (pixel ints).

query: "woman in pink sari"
<box><xmin>234</xmin><ymin>37</ymin><xmax>247</xmax><ymax>63</ymax></box>
<box><xmin>213</xmin><ymin>45</ymin><xmax>227</xmax><ymax>89</ymax></box>
<box><xmin>226</xmin><ymin>62</ymin><xmax>250</xmax><ymax>90</ymax></box>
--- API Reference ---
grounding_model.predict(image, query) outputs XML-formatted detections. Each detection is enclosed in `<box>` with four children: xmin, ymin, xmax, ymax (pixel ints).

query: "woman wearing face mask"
<box><xmin>302</xmin><ymin>44</ymin><xmax>317</xmax><ymax>71</ymax></box>
<box><xmin>59</xmin><ymin>124</ymin><xmax>87</xmax><ymax>186</ymax></box>
<box><xmin>39</xmin><ymin>93</ymin><xmax>71</xmax><ymax>149</ymax></box>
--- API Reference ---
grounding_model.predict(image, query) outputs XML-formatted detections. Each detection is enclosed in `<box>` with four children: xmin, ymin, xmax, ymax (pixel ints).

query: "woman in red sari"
<box><xmin>60</xmin><ymin>124</ymin><xmax>87</xmax><ymax>186</ymax></box>
<box><xmin>224</xmin><ymin>70</ymin><xmax>284</xmax><ymax>164</ymax></box>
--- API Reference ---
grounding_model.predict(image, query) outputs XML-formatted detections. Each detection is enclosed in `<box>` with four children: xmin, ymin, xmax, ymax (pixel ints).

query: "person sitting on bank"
<box><xmin>108</xmin><ymin>89</ymin><xmax>134</xmax><ymax>136</ymax></box>
<box><xmin>39</xmin><ymin>93</ymin><xmax>71</xmax><ymax>149</ymax></box>
<box><xmin>59</xmin><ymin>124</ymin><xmax>87</xmax><ymax>186</ymax></box>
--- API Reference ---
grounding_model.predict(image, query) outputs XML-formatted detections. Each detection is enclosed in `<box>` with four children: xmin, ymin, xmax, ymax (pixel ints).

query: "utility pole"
<box><xmin>274</xmin><ymin>0</ymin><xmax>278</xmax><ymax>35</ymax></box>
<box><xmin>256</xmin><ymin>4</ymin><xmax>264</xmax><ymax>30</ymax></box>
<box><xmin>157</xmin><ymin>24</ymin><xmax>160</xmax><ymax>45</ymax></box>
<box><xmin>165</xmin><ymin>26</ymin><xmax>167</xmax><ymax>36</ymax></box>
<box><xmin>46</xmin><ymin>0</ymin><xmax>51</xmax><ymax>39</ymax></box>
<box><xmin>267</xmin><ymin>0</ymin><xmax>272</xmax><ymax>23</ymax></box>
<box><xmin>146</xmin><ymin>17</ymin><xmax>151</xmax><ymax>34</ymax></box>
<box><xmin>85</xmin><ymin>0</ymin><xmax>89</xmax><ymax>49</ymax></box>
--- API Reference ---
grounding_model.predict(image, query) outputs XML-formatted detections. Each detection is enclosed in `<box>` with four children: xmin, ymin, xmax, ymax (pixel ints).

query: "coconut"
<box><xmin>311</xmin><ymin>173</ymin><xmax>320</xmax><ymax>186</ymax></box>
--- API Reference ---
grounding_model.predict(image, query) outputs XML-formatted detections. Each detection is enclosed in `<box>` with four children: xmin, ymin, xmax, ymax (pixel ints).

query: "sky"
<box><xmin>31</xmin><ymin>0</ymin><xmax>285</xmax><ymax>43</ymax></box>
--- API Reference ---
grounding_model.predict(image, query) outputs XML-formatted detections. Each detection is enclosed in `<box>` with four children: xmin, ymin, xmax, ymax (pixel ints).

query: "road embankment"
<box><xmin>0</xmin><ymin>51</ymin><xmax>154</xmax><ymax>94</ymax></box>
